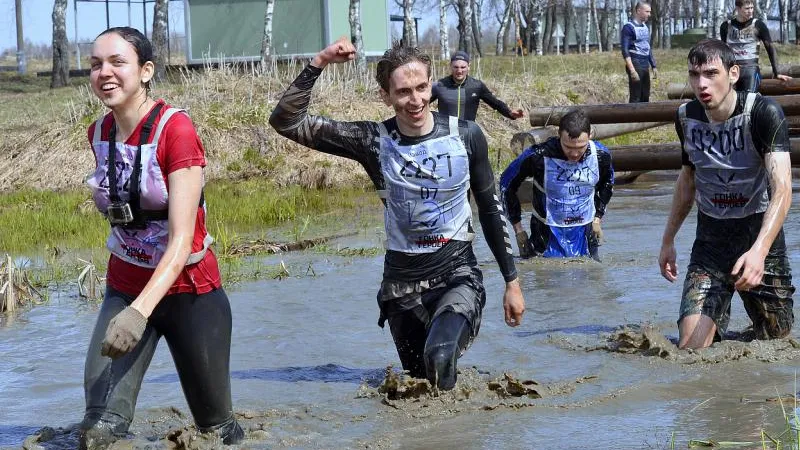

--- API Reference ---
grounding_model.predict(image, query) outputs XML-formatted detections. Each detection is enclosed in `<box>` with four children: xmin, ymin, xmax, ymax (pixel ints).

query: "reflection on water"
<box><xmin>147</xmin><ymin>364</ymin><xmax>386</xmax><ymax>387</ymax></box>
<box><xmin>2</xmin><ymin>171</ymin><xmax>800</xmax><ymax>448</ymax></box>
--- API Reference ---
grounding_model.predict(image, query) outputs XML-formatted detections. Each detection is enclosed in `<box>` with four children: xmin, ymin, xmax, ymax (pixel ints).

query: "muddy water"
<box><xmin>4</xmin><ymin>170</ymin><xmax>800</xmax><ymax>449</ymax></box>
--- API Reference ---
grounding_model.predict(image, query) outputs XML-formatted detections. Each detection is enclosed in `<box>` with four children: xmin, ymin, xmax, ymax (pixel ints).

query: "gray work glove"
<box><xmin>591</xmin><ymin>218</ymin><xmax>604</xmax><ymax>242</ymax></box>
<box><xmin>515</xmin><ymin>230</ymin><xmax>534</xmax><ymax>258</ymax></box>
<box><xmin>101</xmin><ymin>306</ymin><xmax>148</xmax><ymax>359</ymax></box>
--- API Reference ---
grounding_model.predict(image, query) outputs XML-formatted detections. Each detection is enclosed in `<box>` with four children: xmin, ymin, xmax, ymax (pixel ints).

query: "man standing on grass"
<box><xmin>269</xmin><ymin>38</ymin><xmax>525</xmax><ymax>390</ymax></box>
<box><xmin>430</xmin><ymin>51</ymin><xmax>524</xmax><ymax>122</ymax></box>
<box><xmin>659</xmin><ymin>39</ymin><xmax>794</xmax><ymax>349</ymax></box>
<box><xmin>621</xmin><ymin>1</ymin><xmax>658</xmax><ymax>103</ymax></box>
<box><xmin>720</xmin><ymin>0</ymin><xmax>792</xmax><ymax>93</ymax></box>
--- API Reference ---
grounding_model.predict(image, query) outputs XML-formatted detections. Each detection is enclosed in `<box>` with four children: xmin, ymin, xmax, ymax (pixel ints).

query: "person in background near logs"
<box><xmin>720</xmin><ymin>0</ymin><xmax>792</xmax><ymax>93</ymax></box>
<box><xmin>499</xmin><ymin>109</ymin><xmax>614</xmax><ymax>261</ymax></box>
<box><xmin>430</xmin><ymin>51</ymin><xmax>524</xmax><ymax>122</ymax></box>
<box><xmin>80</xmin><ymin>26</ymin><xmax>243</xmax><ymax>447</ymax></box>
<box><xmin>621</xmin><ymin>1</ymin><xmax>658</xmax><ymax>103</ymax></box>
<box><xmin>659</xmin><ymin>39</ymin><xmax>794</xmax><ymax>349</ymax></box>
<box><xmin>269</xmin><ymin>38</ymin><xmax>525</xmax><ymax>391</ymax></box>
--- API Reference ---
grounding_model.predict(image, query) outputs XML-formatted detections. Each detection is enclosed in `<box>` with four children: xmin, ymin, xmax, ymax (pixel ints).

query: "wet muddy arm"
<box><xmin>499</xmin><ymin>147</ymin><xmax>540</xmax><ymax>229</ymax></box>
<box><xmin>757</xmin><ymin>21</ymin><xmax>782</xmax><ymax>78</ymax></box>
<box><xmin>662</xmin><ymin>166</ymin><xmax>695</xmax><ymax>245</ymax></box>
<box><xmin>594</xmin><ymin>143</ymin><xmax>614</xmax><ymax>219</ymax></box>
<box><xmin>754</xmin><ymin>152</ymin><xmax>791</xmax><ymax>254</ymax></box>
<box><xmin>268</xmin><ymin>65</ymin><xmax>379</xmax><ymax>163</ymax></box>
<box><xmin>468</xmin><ymin>123</ymin><xmax>517</xmax><ymax>282</ymax></box>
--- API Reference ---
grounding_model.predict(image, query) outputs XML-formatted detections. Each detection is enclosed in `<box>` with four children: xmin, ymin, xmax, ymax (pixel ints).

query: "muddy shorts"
<box><xmin>377</xmin><ymin>263</ymin><xmax>486</xmax><ymax>344</ymax></box>
<box><xmin>679</xmin><ymin>257</ymin><xmax>795</xmax><ymax>340</ymax></box>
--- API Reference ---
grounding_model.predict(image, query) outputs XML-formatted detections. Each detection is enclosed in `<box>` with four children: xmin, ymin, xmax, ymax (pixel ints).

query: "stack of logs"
<box><xmin>510</xmin><ymin>64</ymin><xmax>800</xmax><ymax>178</ymax></box>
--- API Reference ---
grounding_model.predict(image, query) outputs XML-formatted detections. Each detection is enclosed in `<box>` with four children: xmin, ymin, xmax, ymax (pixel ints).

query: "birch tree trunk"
<box><xmin>472</xmin><ymin>0</ymin><xmax>484</xmax><ymax>56</ymax></box>
<box><xmin>260</xmin><ymin>0</ymin><xmax>275</xmax><ymax>69</ymax></box>
<box><xmin>440</xmin><ymin>0</ymin><xmax>450</xmax><ymax>59</ymax></box>
<box><xmin>349</xmin><ymin>0</ymin><xmax>366</xmax><ymax>74</ymax></box>
<box><xmin>497</xmin><ymin>0</ymin><xmax>513</xmax><ymax>55</ymax></box>
<box><xmin>712</xmin><ymin>0</ymin><xmax>725</xmax><ymax>38</ymax></box>
<box><xmin>568</xmin><ymin>0</ymin><xmax>583</xmax><ymax>53</ymax></box>
<box><xmin>585</xmin><ymin>8</ymin><xmax>591</xmax><ymax>52</ymax></box>
<box><xmin>403</xmin><ymin>0</ymin><xmax>417</xmax><ymax>47</ymax></box>
<box><xmin>693</xmin><ymin>0</ymin><xmax>702</xmax><ymax>27</ymax></box>
<box><xmin>151</xmin><ymin>0</ymin><xmax>168</xmax><ymax>81</ymax></box>
<box><xmin>780</xmin><ymin>0</ymin><xmax>789</xmax><ymax>43</ymax></box>
<box><xmin>457</xmin><ymin>0</ymin><xmax>474</xmax><ymax>53</ymax></box>
<box><xmin>663</xmin><ymin>0</ymin><xmax>672</xmax><ymax>48</ymax></box>
<box><xmin>591</xmin><ymin>0</ymin><xmax>602</xmax><ymax>51</ymax></box>
<box><xmin>50</xmin><ymin>0</ymin><xmax>69</xmax><ymax>88</ymax></box>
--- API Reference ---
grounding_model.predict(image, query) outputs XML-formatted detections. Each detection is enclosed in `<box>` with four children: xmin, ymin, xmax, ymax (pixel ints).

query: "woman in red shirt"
<box><xmin>80</xmin><ymin>27</ymin><xmax>243</xmax><ymax>446</ymax></box>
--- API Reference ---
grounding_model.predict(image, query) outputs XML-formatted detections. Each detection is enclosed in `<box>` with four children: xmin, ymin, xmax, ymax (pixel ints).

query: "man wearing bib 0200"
<box><xmin>499</xmin><ymin>110</ymin><xmax>614</xmax><ymax>261</ymax></box>
<box><xmin>659</xmin><ymin>39</ymin><xmax>794</xmax><ymax>350</ymax></box>
<box><xmin>269</xmin><ymin>38</ymin><xmax>525</xmax><ymax>391</ymax></box>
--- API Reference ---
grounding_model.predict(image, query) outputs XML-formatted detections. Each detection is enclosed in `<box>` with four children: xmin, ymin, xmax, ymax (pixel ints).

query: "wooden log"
<box><xmin>510</xmin><ymin>122</ymin><xmax>668</xmax><ymax>156</ymax></box>
<box><xmin>761</xmin><ymin>65</ymin><xmax>800</xmax><ymax>78</ymax></box>
<box><xmin>609</xmin><ymin>138</ymin><xmax>800</xmax><ymax>171</ymax></box>
<box><xmin>529</xmin><ymin>95</ymin><xmax>800</xmax><ymax>126</ymax></box>
<box><xmin>667</xmin><ymin>79</ymin><xmax>800</xmax><ymax>99</ymax></box>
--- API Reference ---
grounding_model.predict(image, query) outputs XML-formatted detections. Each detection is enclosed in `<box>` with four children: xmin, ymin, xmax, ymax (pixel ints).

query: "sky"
<box><xmin>0</xmin><ymin>0</ymin><xmax>443</xmax><ymax>55</ymax></box>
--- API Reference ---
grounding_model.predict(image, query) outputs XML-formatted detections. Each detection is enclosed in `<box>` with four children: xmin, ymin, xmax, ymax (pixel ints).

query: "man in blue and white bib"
<box><xmin>500</xmin><ymin>109</ymin><xmax>615</xmax><ymax>261</ymax></box>
<box><xmin>621</xmin><ymin>1</ymin><xmax>658</xmax><ymax>103</ymax></box>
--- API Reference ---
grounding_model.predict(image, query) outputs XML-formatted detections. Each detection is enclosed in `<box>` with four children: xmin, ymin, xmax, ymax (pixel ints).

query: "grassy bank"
<box><xmin>5</xmin><ymin>46</ymin><xmax>800</xmax><ymax>193</ymax></box>
<box><xmin>0</xmin><ymin>179</ymin><xmax>376</xmax><ymax>255</ymax></box>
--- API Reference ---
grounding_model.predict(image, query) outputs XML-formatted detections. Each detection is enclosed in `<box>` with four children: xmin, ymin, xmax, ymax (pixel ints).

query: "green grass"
<box><xmin>0</xmin><ymin>180</ymin><xmax>374</xmax><ymax>254</ymax></box>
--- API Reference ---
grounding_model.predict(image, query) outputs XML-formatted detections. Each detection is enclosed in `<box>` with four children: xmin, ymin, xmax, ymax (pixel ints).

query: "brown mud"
<box><xmin>547</xmin><ymin>323</ymin><xmax>800</xmax><ymax>364</ymax></box>
<box><xmin>23</xmin><ymin>368</ymin><xmax>606</xmax><ymax>449</ymax></box>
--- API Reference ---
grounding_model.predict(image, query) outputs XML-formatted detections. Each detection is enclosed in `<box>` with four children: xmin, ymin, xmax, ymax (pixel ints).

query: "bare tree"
<box><xmin>151</xmin><ymin>0</ymin><xmax>168</xmax><ymax>81</ymax></box>
<box><xmin>693</xmin><ymin>0</ymin><xmax>702</xmax><ymax>27</ymax></box>
<box><xmin>260</xmin><ymin>0</ymin><xmax>275</xmax><ymax>69</ymax></box>
<box><xmin>403</xmin><ymin>0</ymin><xmax>418</xmax><ymax>47</ymax></box>
<box><xmin>456</xmin><ymin>0</ymin><xmax>475</xmax><ymax>52</ymax></box>
<box><xmin>780</xmin><ymin>0</ymin><xmax>789</xmax><ymax>43</ymax></box>
<box><xmin>50</xmin><ymin>0</ymin><xmax>69</xmax><ymax>88</ymax></box>
<box><xmin>590</xmin><ymin>0</ymin><xmax>602</xmax><ymax>51</ymax></box>
<box><xmin>440</xmin><ymin>0</ymin><xmax>450</xmax><ymax>59</ymax></box>
<box><xmin>496</xmin><ymin>0</ymin><xmax>514</xmax><ymax>54</ymax></box>
<box><xmin>349</xmin><ymin>0</ymin><xmax>366</xmax><ymax>73</ymax></box>
<box><xmin>472</xmin><ymin>0</ymin><xmax>484</xmax><ymax>56</ymax></box>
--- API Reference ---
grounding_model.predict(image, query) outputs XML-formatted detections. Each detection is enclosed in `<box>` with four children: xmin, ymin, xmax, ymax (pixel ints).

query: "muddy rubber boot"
<box><xmin>424</xmin><ymin>342</ymin><xmax>458</xmax><ymax>391</ymax></box>
<box><xmin>205</xmin><ymin>417</ymin><xmax>245</xmax><ymax>445</ymax></box>
<box><xmin>79</xmin><ymin>421</ymin><xmax>123</xmax><ymax>450</ymax></box>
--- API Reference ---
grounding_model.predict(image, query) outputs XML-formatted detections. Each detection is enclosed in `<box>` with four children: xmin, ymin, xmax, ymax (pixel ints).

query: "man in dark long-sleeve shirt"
<box><xmin>430</xmin><ymin>51</ymin><xmax>524</xmax><ymax>121</ymax></box>
<box><xmin>720</xmin><ymin>0</ymin><xmax>792</xmax><ymax>92</ymax></box>
<box><xmin>621</xmin><ymin>1</ymin><xmax>658</xmax><ymax>103</ymax></box>
<box><xmin>500</xmin><ymin>110</ymin><xmax>614</xmax><ymax>260</ymax></box>
<box><xmin>269</xmin><ymin>38</ymin><xmax>525</xmax><ymax>391</ymax></box>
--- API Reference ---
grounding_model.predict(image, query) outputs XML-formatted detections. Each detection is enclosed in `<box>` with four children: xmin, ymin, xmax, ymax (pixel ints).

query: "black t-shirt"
<box><xmin>675</xmin><ymin>92</ymin><xmax>789</xmax><ymax>269</ymax></box>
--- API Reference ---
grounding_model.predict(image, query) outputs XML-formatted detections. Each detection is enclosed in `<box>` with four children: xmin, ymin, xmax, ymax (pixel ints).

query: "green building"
<box><xmin>183</xmin><ymin>0</ymin><xmax>390</xmax><ymax>63</ymax></box>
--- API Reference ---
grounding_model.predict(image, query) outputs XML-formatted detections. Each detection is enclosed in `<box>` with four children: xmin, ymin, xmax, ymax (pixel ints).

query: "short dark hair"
<box><xmin>687</xmin><ymin>39</ymin><xmax>737</xmax><ymax>72</ymax></box>
<box><xmin>559</xmin><ymin>109</ymin><xmax>591</xmax><ymax>139</ymax></box>
<box><xmin>97</xmin><ymin>27</ymin><xmax>154</xmax><ymax>94</ymax></box>
<box><xmin>375</xmin><ymin>42</ymin><xmax>432</xmax><ymax>92</ymax></box>
<box><xmin>735</xmin><ymin>0</ymin><xmax>754</xmax><ymax>7</ymax></box>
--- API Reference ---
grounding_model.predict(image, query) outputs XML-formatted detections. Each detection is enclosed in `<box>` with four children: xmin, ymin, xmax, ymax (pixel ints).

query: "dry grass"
<box><xmin>2</xmin><ymin>46</ymin><xmax>800</xmax><ymax>192</ymax></box>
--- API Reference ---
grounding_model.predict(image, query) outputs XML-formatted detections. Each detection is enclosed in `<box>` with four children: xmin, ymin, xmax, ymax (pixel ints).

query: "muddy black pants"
<box><xmin>735</xmin><ymin>65</ymin><xmax>761</xmax><ymax>93</ymax></box>
<box><xmin>378</xmin><ymin>264</ymin><xmax>485</xmax><ymax>390</ymax></box>
<box><xmin>627</xmin><ymin>65</ymin><xmax>651</xmax><ymax>103</ymax></box>
<box><xmin>83</xmin><ymin>286</ymin><xmax>240</xmax><ymax>439</ymax></box>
